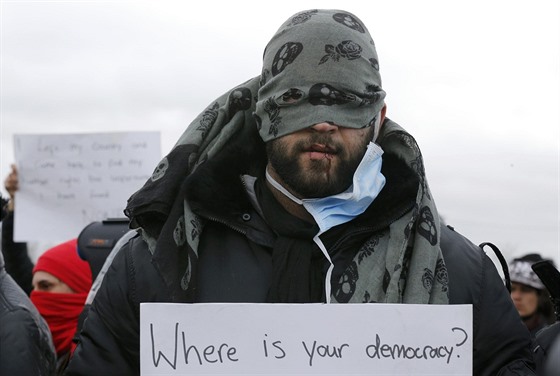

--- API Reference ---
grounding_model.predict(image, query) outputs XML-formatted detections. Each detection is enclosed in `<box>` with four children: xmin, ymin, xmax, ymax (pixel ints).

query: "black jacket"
<box><xmin>0</xmin><ymin>252</ymin><xmax>56</xmax><ymax>376</ymax></box>
<box><xmin>67</xmin><ymin>139</ymin><xmax>535</xmax><ymax>375</ymax></box>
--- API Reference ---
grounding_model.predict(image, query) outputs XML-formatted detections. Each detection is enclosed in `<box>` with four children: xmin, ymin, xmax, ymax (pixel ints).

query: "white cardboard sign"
<box><xmin>13</xmin><ymin>132</ymin><xmax>161</xmax><ymax>242</ymax></box>
<box><xmin>140</xmin><ymin>303</ymin><xmax>472</xmax><ymax>375</ymax></box>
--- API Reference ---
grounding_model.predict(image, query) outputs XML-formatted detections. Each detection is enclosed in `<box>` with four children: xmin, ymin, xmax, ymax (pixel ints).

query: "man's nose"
<box><xmin>310</xmin><ymin>122</ymin><xmax>339</xmax><ymax>133</ymax></box>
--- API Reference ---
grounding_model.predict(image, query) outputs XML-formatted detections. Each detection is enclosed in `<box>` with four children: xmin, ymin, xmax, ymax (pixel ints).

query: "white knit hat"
<box><xmin>509</xmin><ymin>254</ymin><xmax>547</xmax><ymax>290</ymax></box>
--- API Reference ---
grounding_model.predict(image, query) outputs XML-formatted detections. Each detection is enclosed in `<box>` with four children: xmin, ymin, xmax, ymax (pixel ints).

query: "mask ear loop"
<box><xmin>265</xmin><ymin>169</ymin><xmax>303</xmax><ymax>205</ymax></box>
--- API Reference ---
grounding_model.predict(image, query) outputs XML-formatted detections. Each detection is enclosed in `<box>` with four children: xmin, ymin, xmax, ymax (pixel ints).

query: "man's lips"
<box><xmin>303</xmin><ymin>143</ymin><xmax>337</xmax><ymax>160</ymax></box>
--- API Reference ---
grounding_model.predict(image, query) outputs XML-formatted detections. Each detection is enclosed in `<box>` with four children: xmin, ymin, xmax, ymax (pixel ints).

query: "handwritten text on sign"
<box><xmin>13</xmin><ymin>132</ymin><xmax>161</xmax><ymax>242</ymax></box>
<box><xmin>140</xmin><ymin>303</ymin><xmax>472</xmax><ymax>375</ymax></box>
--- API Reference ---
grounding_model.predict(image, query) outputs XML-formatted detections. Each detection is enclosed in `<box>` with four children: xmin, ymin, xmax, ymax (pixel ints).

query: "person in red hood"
<box><xmin>30</xmin><ymin>238</ymin><xmax>92</xmax><ymax>372</ymax></box>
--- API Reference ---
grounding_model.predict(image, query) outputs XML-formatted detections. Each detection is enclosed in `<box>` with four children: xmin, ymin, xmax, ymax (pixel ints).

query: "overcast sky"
<box><xmin>1</xmin><ymin>0</ymin><xmax>559</xmax><ymax>266</ymax></box>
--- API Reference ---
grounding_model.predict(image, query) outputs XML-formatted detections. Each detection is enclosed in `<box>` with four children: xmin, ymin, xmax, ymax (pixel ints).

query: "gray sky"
<box><xmin>1</xmin><ymin>0</ymin><xmax>559</xmax><ymax>266</ymax></box>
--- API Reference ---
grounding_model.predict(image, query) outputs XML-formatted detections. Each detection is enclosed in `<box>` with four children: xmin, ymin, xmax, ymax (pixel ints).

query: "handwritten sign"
<box><xmin>140</xmin><ymin>303</ymin><xmax>472</xmax><ymax>375</ymax></box>
<box><xmin>13</xmin><ymin>132</ymin><xmax>160</xmax><ymax>242</ymax></box>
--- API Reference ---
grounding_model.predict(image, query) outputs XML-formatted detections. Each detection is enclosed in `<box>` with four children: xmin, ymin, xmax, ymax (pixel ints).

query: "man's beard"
<box><xmin>266</xmin><ymin>129</ymin><xmax>373</xmax><ymax>198</ymax></box>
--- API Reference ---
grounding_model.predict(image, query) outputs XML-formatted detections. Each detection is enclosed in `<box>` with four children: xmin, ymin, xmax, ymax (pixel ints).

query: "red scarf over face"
<box><xmin>30</xmin><ymin>290</ymin><xmax>88</xmax><ymax>355</ymax></box>
<box><xmin>31</xmin><ymin>239</ymin><xmax>92</xmax><ymax>356</ymax></box>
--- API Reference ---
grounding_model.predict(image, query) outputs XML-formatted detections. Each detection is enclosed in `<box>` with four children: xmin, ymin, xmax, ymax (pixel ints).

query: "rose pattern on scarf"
<box><xmin>357</xmin><ymin>232</ymin><xmax>383</xmax><ymax>264</ymax></box>
<box><xmin>435</xmin><ymin>258</ymin><xmax>449</xmax><ymax>294</ymax></box>
<box><xmin>422</xmin><ymin>268</ymin><xmax>434</xmax><ymax>293</ymax></box>
<box><xmin>197</xmin><ymin>102</ymin><xmax>220</xmax><ymax>139</ymax></box>
<box><xmin>271</xmin><ymin>42</ymin><xmax>303</xmax><ymax>76</ymax></box>
<box><xmin>319</xmin><ymin>40</ymin><xmax>362</xmax><ymax>65</ymax></box>
<box><xmin>287</xmin><ymin>9</ymin><xmax>318</xmax><ymax>26</ymax></box>
<box><xmin>418</xmin><ymin>206</ymin><xmax>438</xmax><ymax>245</ymax></box>
<box><xmin>150</xmin><ymin>157</ymin><xmax>169</xmax><ymax>182</ymax></box>
<box><xmin>263</xmin><ymin>97</ymin><xmax>282</xmax><ymax>138</ymax></box>
<box><xmin>334</xmin><ymin>261</ymin><xmax>359</xmax><ymax>303</ymax></box>
<box><xmin>309</xmin><ymin>83</ymin><xmax>356</xmax><ymax>106</ymax></box>
<box><xmin>228</xmin><ymin>87</ymin><xmax>252</xmax><ymax>118</ymax></box>
<box><xmin>332</xmin><ymin>13</ymin><xmax>366</xmax><ymax>33</ymax></box>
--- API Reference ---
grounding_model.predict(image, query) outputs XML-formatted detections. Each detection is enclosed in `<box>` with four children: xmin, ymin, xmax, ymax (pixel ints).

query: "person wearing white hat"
<box><xmin>509</xmin><ymin>254</ymin><xmax>556</xmax><ymax>336</ymax></box>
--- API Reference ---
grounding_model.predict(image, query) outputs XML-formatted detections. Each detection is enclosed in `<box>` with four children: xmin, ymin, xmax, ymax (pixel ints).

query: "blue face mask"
<box><xmin>266</xmin><ymin>141</ymin><xmax>386</xmax><ymax>234</ymax></box>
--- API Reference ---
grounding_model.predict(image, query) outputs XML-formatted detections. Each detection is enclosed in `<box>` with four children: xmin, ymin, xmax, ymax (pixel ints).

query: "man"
<box><xmin>66</xmin><ymin>9</ymin><xmax>535</xmax><ymax>375</ymax></box>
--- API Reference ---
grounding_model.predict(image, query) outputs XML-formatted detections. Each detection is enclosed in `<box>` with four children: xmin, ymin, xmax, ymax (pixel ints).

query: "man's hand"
<box><xmin>4</xmin><ymin>164</ymin><xmax>19</xmax><ymax>211</ymax></box>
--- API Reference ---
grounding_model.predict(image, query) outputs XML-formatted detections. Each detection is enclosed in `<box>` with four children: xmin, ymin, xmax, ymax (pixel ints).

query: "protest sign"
<box><xmin>140</xmin><ymin>303</ymin><xmax>472</xmax><ymax>375</ymax></box>
<box><xmin>13</xmin><ymin>132</ymin><xmax>161</xmax><ymax>242</ymax></box>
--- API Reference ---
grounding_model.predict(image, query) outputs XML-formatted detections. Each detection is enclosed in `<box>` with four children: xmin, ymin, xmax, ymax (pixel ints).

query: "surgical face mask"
<box><xmin>266</xmin><ymin>141</ymin><xmax>385</xmax><ymax>234</ymax></box>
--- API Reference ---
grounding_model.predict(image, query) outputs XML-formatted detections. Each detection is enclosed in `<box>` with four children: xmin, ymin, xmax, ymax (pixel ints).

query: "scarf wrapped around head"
<box><xmin>124</xmin><ymin>9</ymin><xmax>448</xmax><ymax>305</ymax></box>
<box><xmin>255</xmin><ymin>9</ymin><xmax>386</xmax><ymax>142</ymax></box>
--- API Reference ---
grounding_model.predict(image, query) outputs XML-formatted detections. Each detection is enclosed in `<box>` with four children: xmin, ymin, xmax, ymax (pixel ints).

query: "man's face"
<box><xmin>266</xmin><ymin>122</ymin><xmax>374</xmax><ymax>198</ymax></box>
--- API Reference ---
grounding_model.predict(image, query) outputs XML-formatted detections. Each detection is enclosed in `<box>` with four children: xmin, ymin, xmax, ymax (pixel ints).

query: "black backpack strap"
<box><xmin>479</xmin><ymin>242</ymin><xmax>511</xmax><ymax>293</ymax></box>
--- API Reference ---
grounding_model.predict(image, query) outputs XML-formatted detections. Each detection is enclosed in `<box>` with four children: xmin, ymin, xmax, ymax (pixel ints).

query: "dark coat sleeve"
<box><xmin>441</xmin><ymin>225</ymin><xmax>536</xmax><ymax>376</ymax></box>
<box><xmin>0</xmin><ymin>272</ymin><xmax>57</xmax><ymax>376</ymax></box>
<box><xmin>0</xmin><ymin>310</ymin><xmax>54</xmax><ymax>376</ymax></box>
<box><xmin>1</xmin><ymin>211</ymin><xmax>34</xmax><ymax>295</ymax></box>
<box><xmin>65</xmin><ymin>235</ymin><xmax>169</xmax><ymax>376</ymax></box>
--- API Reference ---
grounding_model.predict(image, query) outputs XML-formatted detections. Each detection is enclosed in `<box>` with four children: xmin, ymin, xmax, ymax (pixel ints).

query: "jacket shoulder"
<box><xmin>440</xmin><ymin>225</ymin><xmax>485</xmax><ymax>304</ymax></box>
<box><xmin>68</xmin><ymin>234</ymin><xmax>170</xmax><ymax>375</ymax></box>
<box><xmin>127</xmin><ymin>234</ymin><xmax>171</xmax><ymax>304</ymax></box>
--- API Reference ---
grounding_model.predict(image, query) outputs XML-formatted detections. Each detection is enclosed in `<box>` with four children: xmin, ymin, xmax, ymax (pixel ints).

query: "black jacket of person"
<box><xmin>0</xmin><ymin>251</ymin><xmax>56</xmax><ymax>375</ymax></box>
<box><xmin>66</xmin><ymin>130</ymin><xmax>535</xmax><ymax>376</ymax></box>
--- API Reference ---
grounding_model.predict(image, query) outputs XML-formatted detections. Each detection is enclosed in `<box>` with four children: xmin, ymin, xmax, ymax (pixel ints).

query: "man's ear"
<box><xmin>379</xmin><ymin>103</ymin><xmax>387</xmax><ymax>128</ymax></box>
<box><xmin>372</xmin><ymin>103</ymin><xmax>387</xmax><ymax>142</ymax></box>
